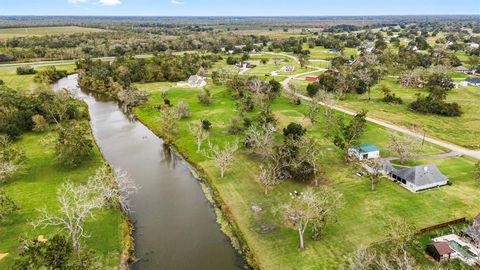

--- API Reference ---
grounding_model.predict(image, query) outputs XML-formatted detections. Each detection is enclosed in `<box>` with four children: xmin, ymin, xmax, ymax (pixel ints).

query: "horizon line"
<box><xmin>1</xmin><ymin>14</ymin><xmax>479</xmax><ymax>17</ymax></box>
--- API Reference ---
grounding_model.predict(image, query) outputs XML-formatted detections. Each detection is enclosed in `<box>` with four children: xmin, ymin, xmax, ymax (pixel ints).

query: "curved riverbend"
<box><xmin>52</xmin><ymin>74</ymin><xmax>244</xmax><ymax>270</ymax></box>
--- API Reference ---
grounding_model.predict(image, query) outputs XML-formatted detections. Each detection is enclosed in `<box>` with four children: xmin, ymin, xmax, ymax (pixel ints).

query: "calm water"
<box><xmin>52</xmin><ymin>74</ymin><xmax>244</xmax><ymax>270</ymax></box>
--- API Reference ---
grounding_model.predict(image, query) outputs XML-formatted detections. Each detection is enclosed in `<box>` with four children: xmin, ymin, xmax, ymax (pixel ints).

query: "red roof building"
<box><xmin>305</xmin><ymin>76</ymin><xmax>318</xmax><ymax>81</ymax></box>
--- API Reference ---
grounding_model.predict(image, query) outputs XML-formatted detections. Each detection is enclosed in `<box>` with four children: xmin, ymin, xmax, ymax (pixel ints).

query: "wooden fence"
<box><xmin>416</xmin><ymin>217</ymin><xmax>467</xmax><ymax>235</ymax></box>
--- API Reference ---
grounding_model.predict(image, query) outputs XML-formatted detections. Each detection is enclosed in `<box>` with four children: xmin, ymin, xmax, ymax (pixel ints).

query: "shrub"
<box><xmin>16</xmin><ymin>65</ymin><xmax>36</xmax><ymax>75</ymax></box>
<box><xmin>32</xmin><ymin>114</ymin><xmax>48</xmax><ymax>132</ymax></box>
<box><xmin>228</xmin><ymin>116</ymin><xmax>243</xmax><ymax>135</ymax></box>
<box><xmin>197</xmin><ymin>88</ymin><xmax>212</xmax><ymax>105</ymax></box>
<box><xmin>0</xmin><ymin>79</ymin><xmax>4</xmax><ymax>85</ymax></box>
<box><xmin>381</xmin><ymin>85</ymin><xmax>403</xmax><ymax>104</ymax></box>
<box><xmin>283</xmin><ymin>122</ymin><xmax>306</xmax><ymax>140</ymax></box>
<box><xmin>34</xmin><ymin>66</ymin><xmax>68</xmax><ymax>83</ymax></box>
<box><xmin>175</xmin><ymin>101</ymin><xmax>190</xmax><ymax>119</ymax></box>
<box><xmin>201</xmin><ymin>119</ymin><xmax>212</xmax><ymax>131</ymax></box>
<box><xmin>306</xmin><ymin>82</ymin><xmax>321</xmax><ymax>97</ymax></box>
<box><xmin>164</xmin><ymin>99</ymin><xmax>171</xmax><ymax>106</ymax></box>
<box><xmin>409</xmin><ymin>94</ymin><xmax>462</xmax><ymax>117</ymax></box>
<box><xmin>0</xmin><ymin>189</ymin><xmax>18</xmax><ymax>223</ymax></box>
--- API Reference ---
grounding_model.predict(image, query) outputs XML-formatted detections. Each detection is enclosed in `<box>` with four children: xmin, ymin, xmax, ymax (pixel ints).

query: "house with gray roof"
<box><xmin>384</xmin><ymin>161</ymin><xmax>449</xmax><ymax>192</ymax></box>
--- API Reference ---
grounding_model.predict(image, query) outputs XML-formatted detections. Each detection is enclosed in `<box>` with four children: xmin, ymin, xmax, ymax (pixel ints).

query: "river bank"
<box><xmin>55</xmin><ymin>74</ymin><xmax>244</xmax><ymax>270</ymax></box>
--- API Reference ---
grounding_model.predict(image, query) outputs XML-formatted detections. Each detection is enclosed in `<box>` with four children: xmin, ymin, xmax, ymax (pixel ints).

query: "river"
<box><xmin>52</xmin><ymin>74</ymin><xmax>244</xmax><ymax>270</ymax></box>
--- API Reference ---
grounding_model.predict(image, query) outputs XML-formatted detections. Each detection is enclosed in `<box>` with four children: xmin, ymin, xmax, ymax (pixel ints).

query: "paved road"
<box><xmin>278</xmin><ymin>53</ymin><xmax>480</xmax><ymax>160</ymax></box>
<box><xmin>0</xmin><ymin>54</ymin><xmax>154</xmax><ymax>69</ymax></box>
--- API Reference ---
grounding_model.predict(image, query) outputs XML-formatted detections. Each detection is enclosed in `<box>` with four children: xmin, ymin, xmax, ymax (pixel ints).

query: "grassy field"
<box><xmin>0</xmin><ymin>64</ymin><xmax>76</xmax><ymax>91</ymax></box>
<box><xmin>290</xmin><ymin>76</ymin><xmax>480</xmax><ymax>150</ymax></box>
<box><xmin>133</xmin><ymin>81</ymin><xmax>478</xmax><ymax>269</ymax></box>
<box><xmin>211</xmin><ymin>54</ymin><xmax>313</xmax><ymax>77</ymax></box>
<box><xmin>0</xmin><ymin>130</ymin><xmax>126</xmax><ymax>268</ymax></box>
<box><xmin>302</xmin><ymin>44</ymin><xmax>357</xmax><ymax>60</ymax></box>
<box><xmin>0</xmin><ymin>67</ymin><xmax>126</xmax><ymax>268</ymax></box>
<box><xmin>0</xmin><ymin>26</ymin><xmax>105</xmax><ymax>40</ymax></box>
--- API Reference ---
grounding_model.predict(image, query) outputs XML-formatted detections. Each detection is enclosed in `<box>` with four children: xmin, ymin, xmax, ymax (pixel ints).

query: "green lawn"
<box><xmin>0</xmin><ymin>68</ymin><xmax>126</xmax><ymax>268</ymax></box>
<box><xmin>133</xmin><ymin>82</ymin><xmax>479</xmax><ymax>269</ymax></box>
<box><xmin>291</xmin><ymin>77</ymin><xmax>480</xmax><ymax>150</ymax></box>
<box><xmin>0</xmin><ymin>26</ymin><xmax>106</xmax><ymax>40</ymax></box>
<box><xmin>0</xmin><ymin>64</ymin><xmax>76</xmax><ymax>91</ymax></box>
<box><xmin>302</xmin><ymin>44</ymin><xmax>357</xmax><ymax>60</ymax></box>
<box><xmin>0</xmin><ymin>130</ymin><xmax>126</xmax><ymax>268</ymax></box>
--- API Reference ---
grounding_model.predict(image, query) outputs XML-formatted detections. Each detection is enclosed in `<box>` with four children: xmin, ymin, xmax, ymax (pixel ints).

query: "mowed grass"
<box><xmin>0</xmin><ymin>130</ymin><xmax>125</xmax><ymax>268</ymax></box>
<box><xmin>0</xmin><ymin>64</ymin><xmax>76</xmax><ymax>91</ymax></box>
<box><xmin>0</xmin><ymin>26</ymin><xmax>105</xmax><ymax>40</ymax></box>
<box><xmin>336</xmin><ymin>78</ymin><xmax>480</xmax><ymax>150</ymax></box>
<box><xmin>290</xmin><ymin>76</ymin><xmax>480</xmax><ymax>150</ymax></box>
<box><xmin>133</xmin><ymin>82</ymin><xmax>479</xmax><ymax>269</ymax></box>
<box><xmin>302</xmin><ymin>43</ymin><xmax>357</xmax><ymax>60</ymax></box>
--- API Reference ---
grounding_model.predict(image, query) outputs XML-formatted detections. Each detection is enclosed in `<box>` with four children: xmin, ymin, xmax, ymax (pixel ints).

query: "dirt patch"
<box><xmin>0</xmin><ymin>253</ymin><xmax>8</xmax><ymax>261</ymax></box>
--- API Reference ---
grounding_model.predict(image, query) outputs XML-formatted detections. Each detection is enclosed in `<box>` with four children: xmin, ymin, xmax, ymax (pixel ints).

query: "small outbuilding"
<box><xmin>305</xmin><ymin>75</ymin><xmax>319</xmax><ymax>81</ymax></box>
<box><xmin>426</xmin><ymin>242</ymin><xmax>454</xmax><ymax>262</ymax></box>
<box><xmin>348</xmin><ymin>144</ymin><xmax>380</xmax><ymax>161</ymax></box>
<box><xmin>389</xmin><ymin>163</ymin><xmax>449</xmax><ymax>192</ymax></box>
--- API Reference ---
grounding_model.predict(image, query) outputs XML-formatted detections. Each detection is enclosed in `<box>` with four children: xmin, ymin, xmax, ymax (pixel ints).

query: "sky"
<box><xmin>0</xmin><ymin>0</ymin><xmax>479</xmax><ymax>16</ymax></box>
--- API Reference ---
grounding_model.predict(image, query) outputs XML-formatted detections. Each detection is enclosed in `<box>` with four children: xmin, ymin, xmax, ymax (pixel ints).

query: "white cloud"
<box><xmin>171</xmin><ymin>0</ymin><xmax>185</xmax><ymax>5</ymax></box>
<box><xmin>99</xmin><ymin>0</ymin><xmax>122</xmax><ymax>6</ymax></box>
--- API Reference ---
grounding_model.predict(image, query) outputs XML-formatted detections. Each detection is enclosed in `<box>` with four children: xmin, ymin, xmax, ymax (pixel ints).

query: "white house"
<box><xmin>176</xmin><ymin>75</ymin><xmax>206</xmax><ymax>88</ymax></box>
<box><xmin>348</xmin><ymin>144</ymin><xmax>380</xmax><ymax>160</ymax></box>
<box><xmin>280</xmin><ymin>65</ymin><xmax>295</xmax><ymax>72</ymax></box>
<box><xmin>469</xmin><ymin>42</ymin><xmax>479</xmax><ymax>49</ymax></box>
<box><xmin>384</xmin><ymin>162</ymin><xmax>449</xmax><ymax>192</ymax></box>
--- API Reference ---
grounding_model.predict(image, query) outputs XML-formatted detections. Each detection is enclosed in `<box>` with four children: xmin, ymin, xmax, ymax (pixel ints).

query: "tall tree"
<box><xmin>283</xmin><ymin>187</ymin><xmax>343</xmax><ymax>249</ymax></box>
<box><xmin>331</xmin><ymin>110</ymin><xmax>368</xmax><ymax>160</ymax></box>
<box><xmin>204</xmin><ymin>140</ymin><xmax>239</xmax><ymax>179</ymax></box>
<box><xmin>55</xmin><ymin>122</ymin><xmax>93</xmax><ymax>168</ymax></box>
<box><xmin>189</xmin><ymin>122</ymin><xmax>209</xmax><ymax>152</ymax></box>
<box><xmin>387</xmin><ymin>132</ymin><xmax>420</xmax><ymax>164</ymax></box>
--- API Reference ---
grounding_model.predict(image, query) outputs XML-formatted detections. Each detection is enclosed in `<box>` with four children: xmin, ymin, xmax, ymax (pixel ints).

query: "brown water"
<box><xmin>52</xmin><ymin>74</ymin><xmax>244</xmax><ymax>270</ymax></box>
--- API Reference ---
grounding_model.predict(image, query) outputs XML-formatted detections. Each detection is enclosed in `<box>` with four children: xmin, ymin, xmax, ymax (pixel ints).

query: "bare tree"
<box><xmin>89</xmin><ymin>166</ymin><xmax>139</xmax><ymax>214</ymax></box>
<box><xmin>33</xmin><ymin>167</ymin><xmax>138</xmax><ymax>252</ymax></box>
<box><xmin>204</xmin><ymin>140</ymin><xmax>239</xmax><ymax>179</ymax></box>
<box><xmin>0</xmin><ymin>161</ymin><xmax>21</xmax><ymax>183</ymax></box>
<box><xmin>33</xmin><ymin>181</ymin><xmax>104</xmax><ymax>253</ymax></box>
<box><xmin>363</xmin><ymin>158</ymin><xmax>383</xmax><ymax>191</ymax></box>
<box><xmin>244</xmin><ymin>124</ymin><xmax>275</xmax><ymax>159</ymax></box>
<box><xmin>344</xmin><ymin>246</ymin><xmax>376</xmax><ymax>270</ymax></box>
<box><xmin>304</xmin><ymin>96</ymin><xmax>322</xmax><ymax>126</ymax></box>
<box><xmin>258</xmin><ymin>163</ymin><xmax>281</xmax><ymax>195</ymax></box>
<box><xmin>283</xmin><ymin>187</ymin><xmax>343</xmax><ymax>250</ymax></box>
<box><xmin>297</xmin><ymin>136</ymin><xmax>323</xmax><ymax>186</ymax></box>
<box><xmin>189</xmin><ymin>122</ymin><xmax>209</xmax><ymax>152</ymax></box>
<box><xmin>387</xmin><ymin>132</ymin><xmax>420</xmax><ymax>164</ymax></box>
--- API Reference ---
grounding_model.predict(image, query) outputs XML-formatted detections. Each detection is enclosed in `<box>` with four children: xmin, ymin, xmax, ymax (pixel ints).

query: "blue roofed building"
<box><xmin>348</xmin><ymin>144</ymin><xmax>380</xmax><ymax>160</ymax></box>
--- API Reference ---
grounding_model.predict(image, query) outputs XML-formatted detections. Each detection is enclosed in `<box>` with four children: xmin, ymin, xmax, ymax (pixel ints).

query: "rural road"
<box><xmin>3</xmin><ymin>52</ymin><xmax>479</xmax><ymax>160</ymax></box>
<box><xmin>0</xmin><ymin>54</ymin><xmax>154</xmax><ymax>69</ymax></box>
<box><xmin>276</xmin><ymin>53</ymin><xmax>480</xmax><ymax>160</ymax></box>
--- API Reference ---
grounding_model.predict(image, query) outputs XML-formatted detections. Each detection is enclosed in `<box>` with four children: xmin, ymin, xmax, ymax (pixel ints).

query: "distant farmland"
<box><xmin>0</xmin><ymin>26</ymin><xmax>105</xmax><ymax>39</ymax></box>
